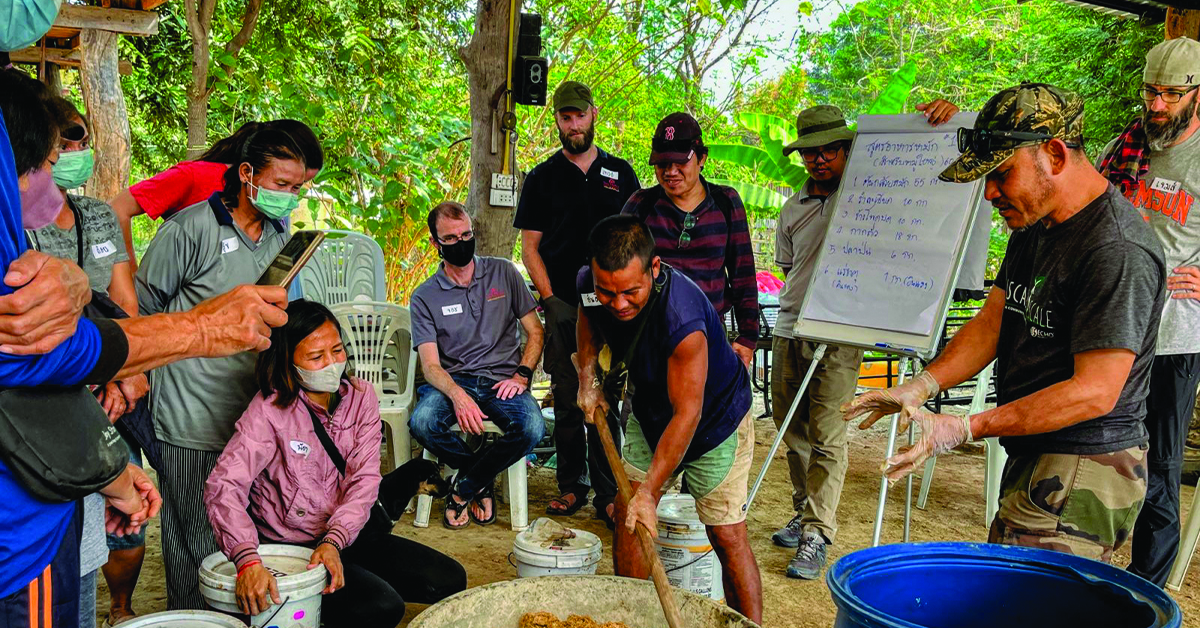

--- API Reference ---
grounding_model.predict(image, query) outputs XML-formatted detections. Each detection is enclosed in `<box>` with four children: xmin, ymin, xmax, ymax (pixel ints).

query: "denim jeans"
<box><xmin>409</xmin><ymin>374</ymin><xmax>545</xmax><ymax>497</ymax></box>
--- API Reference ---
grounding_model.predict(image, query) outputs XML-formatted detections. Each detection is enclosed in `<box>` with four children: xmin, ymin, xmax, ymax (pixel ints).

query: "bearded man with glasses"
<box><xmin>768</xmin><ymin>99</ymin><xmax>961</xmax><ymax>580</ymax></box>
<box><xmin>1097</xmin><ymin>36</ymin><xmax>1200</xmax><ymax>586</ymax></box>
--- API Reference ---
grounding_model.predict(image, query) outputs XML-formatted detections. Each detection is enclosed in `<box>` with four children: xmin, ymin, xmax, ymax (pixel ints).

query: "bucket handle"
<box><xmin>507</xmin><ymin>552</ymin><xmax>518</xmax><ymax>569</ymax></box>
<box><xmin>252</xmin><ymin>595</ymin><xmax>291</xmax><ymax>628</ymax></box>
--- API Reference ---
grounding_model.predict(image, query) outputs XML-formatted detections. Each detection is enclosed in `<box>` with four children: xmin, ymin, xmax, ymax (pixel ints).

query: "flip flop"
<box><xmin>546</xmin><ymin>490</ymin><xmax>589</xmax><ymax>516</ymax></box>
<box><xmin>469</xmin><ymin>483</ymin><xmax>497</xmax><ymax>526</ymax></box>
<box><xmin>595</xmin><ymin>499</ymin><xmax>616</xmax><ymax>530</ymax></box>
<box><xmin>443</xmin><ymin>492</ymin><xmax>471</xmax><ymax>530</ymax></box>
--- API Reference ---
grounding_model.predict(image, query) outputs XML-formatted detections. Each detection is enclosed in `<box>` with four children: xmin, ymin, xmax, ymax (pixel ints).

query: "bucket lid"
<box><xmin>200</xmin><ymin>544</ymin><xmax>327</xmax><ymax>591</ymax></box>
<box><xmin>122</xmin><ymin>611</ymin><xmax>247</xmax><ymax>628</ymax></box>
<box><xmin>656</xmin><ymin>493</ymin><xmax>705</xmax><ymax>532</ymax></box>
<box><xmin>513</xmin><ymin>518</ymin><xmax>602</xmax><ymax>567</ymax></box>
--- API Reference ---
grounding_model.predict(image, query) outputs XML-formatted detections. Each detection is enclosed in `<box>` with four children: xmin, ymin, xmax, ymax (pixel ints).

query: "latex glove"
<box><xmin>236</xmin><ymin>564</ymin><xmax>280</xmax><ymax>616</ymax></box>
<box><xmin>841</xmin><ymin>370</ymin><xmax>940</xmax><ymax>432</ymax></box>
<box><xmin>882</xmin><ymin>407</ymin><xmax>972</xmax><ymax>481</ymax></box>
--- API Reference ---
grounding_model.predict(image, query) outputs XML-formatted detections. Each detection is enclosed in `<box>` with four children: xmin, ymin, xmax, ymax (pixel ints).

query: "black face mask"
<box><xmin>439</xmin><ymin>238</ymin><xmax>475</xmax><ymax>267</ymax></box>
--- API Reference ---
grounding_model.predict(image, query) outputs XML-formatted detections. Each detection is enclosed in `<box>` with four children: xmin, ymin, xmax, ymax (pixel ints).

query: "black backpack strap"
<box><xmin>305</xmin><ymin>403</ymin><xmax>346</xmax><ymax>476</ymax></box>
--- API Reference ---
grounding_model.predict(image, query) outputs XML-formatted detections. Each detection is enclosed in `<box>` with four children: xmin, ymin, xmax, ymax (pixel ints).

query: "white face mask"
<box><xmin>296</xmin><ymin>360</ymin><xmax>346</xmax><ymax>393</ymax></box>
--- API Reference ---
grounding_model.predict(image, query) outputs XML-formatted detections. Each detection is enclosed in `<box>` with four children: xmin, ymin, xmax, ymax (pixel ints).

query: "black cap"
<box><xmin>649</xmin><ymin>112</ymin><xmax>703</xmax><ymax>165</ymax></box>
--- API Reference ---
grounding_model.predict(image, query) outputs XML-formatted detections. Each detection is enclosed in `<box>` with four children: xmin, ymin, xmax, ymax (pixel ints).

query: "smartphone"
<box><xmin>257</xmin><ymin>230</ymin><xmax>326</xmax><ymax>287</ymax></box>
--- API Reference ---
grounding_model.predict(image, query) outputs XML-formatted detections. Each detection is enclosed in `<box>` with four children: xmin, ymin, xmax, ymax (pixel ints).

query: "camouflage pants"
<box><xmin>988</xmin><ymin>445</ymin><xmax>1148</xmax><ymax>563</ymax></box>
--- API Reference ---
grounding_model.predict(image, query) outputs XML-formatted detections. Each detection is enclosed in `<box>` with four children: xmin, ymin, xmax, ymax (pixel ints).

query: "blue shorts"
<box><xmin>106</xmin><ymin>436</ymin><xmax>146</xmax><ymax>551</ymax></box>
<box><xmin>0</xmin><ymin>504</ymin><xmax>81</xmax><ymax>628</ymax></box>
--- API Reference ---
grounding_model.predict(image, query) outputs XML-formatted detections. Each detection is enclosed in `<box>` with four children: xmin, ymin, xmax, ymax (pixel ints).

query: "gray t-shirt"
<box><xmin>27</xmin><ymin>195</ymin><xmax>129</xmax><ymax>295</ymax></box>
<box><xmin>994</xmin><ymin>185</ymin><xmax>1165</xmax><ymax>455</ymax></box>
<box><xmin>79</xmin><ymin>493</ymin><xmax>107</xmax><ymax>576</ymax></box>
<box><xmin>774</xmin><ymin>181</ymin><xmax>838</xmax><ymax>339</ymax></box>
<box><xmin>410</xmin><ymin>256</ymin><xmax>538</xmax><ymax>382</ymax></box>
<box><xmin>1101</xmin><ymin>131</ymin><xmax>1200</xmax><ymax>355</ymax></box>
<box><xmin>136</xmin><ymin>195</ymin><xmax>289</xmax><ymax>450</ymax></box>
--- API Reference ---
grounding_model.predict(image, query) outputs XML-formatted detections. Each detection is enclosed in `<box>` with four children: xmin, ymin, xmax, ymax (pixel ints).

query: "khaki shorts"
<box><xmin>623</xmin><ymin>413</ymin><xmax>754</xmax><ymax>526</ymax></box>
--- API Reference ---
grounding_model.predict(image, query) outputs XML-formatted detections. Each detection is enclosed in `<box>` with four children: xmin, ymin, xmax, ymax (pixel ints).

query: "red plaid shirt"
<box><xmin>1098</xmin><ymin>117</ymin><xmax>1151</xmax><ymax>194</ymax></box>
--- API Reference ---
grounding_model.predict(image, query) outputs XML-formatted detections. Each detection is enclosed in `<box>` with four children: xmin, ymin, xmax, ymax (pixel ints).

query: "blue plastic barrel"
<box><xmin>827</xmin><ymin>542</ymin><xmax>1182</xmax><ymax>628</ymax></box>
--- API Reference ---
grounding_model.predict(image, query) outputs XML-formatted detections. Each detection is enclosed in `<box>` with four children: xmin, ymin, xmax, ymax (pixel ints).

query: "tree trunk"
<box><xmin>461</xmin><ymin>0</ymin><xmax>520</xmax><ymax>259</ymax></box>
<box><xmin>184</xmin><ymin>15</ymin><xmax>211</xmax><ymax>160</ymax></box>
<box><xmin>80</xmin><ymin>29</ymin><xmax>132</xmax><ymax>202</ymax></box>
<box><xmin>44</xmin><ymin>64</ymin><xmax>62</xmax><ymax>95</ymax></box>
<box><xmin>1166</xmin><ymin>8</ymin><xmax>1200</xmax><ymax>40</ymax></box>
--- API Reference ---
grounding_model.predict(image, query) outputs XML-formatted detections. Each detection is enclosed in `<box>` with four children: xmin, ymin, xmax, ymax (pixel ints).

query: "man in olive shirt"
<box><xmin>514</xmin><ymin>81</ymin><xmax>640</xmax><ymax>524</ymax></box>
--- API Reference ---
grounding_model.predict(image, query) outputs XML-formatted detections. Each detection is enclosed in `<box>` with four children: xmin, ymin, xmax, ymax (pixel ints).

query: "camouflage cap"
<box><xmin>939</xmin><ymin>82</ymin><xmax>1084</xmax><ymax>183</ymax></box>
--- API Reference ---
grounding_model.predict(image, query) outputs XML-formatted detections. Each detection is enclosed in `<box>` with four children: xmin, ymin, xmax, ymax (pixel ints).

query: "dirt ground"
<box><xmin>98</xmin><ymin>398</ymin><xmax>1200</xmax><ymax>628</ymax></box>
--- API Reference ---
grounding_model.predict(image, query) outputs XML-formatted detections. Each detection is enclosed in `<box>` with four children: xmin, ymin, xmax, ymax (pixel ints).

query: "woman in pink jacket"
<box><xmin>205</xmin><ymin>300</ymin><xmax>465</xmax><ymax>627</ymax></box>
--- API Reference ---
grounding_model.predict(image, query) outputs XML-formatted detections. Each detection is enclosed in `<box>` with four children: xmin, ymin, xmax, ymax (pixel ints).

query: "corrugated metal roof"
<box><xmin>1046</xmin><ymin>0</ymin><xmax>1181</xmax><ymax>21</ymax></box>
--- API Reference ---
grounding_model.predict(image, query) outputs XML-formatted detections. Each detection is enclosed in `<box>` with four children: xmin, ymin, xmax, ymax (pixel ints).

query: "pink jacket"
<box><xmin>205</xmin><ymin>378</ymin><xmax>382</xmax><ymax>570</ymax></box>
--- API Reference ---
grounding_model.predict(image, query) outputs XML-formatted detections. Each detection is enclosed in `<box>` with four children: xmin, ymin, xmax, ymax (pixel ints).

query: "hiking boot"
<box><xmin>771</xmin><ymin>513</ymin><xmax>804</xmax><ymax>548</ymax></box>
<box><xmin>786</xmin><ymin>531</ymin><xmax>827</xmax><ymax>580</ymax></box>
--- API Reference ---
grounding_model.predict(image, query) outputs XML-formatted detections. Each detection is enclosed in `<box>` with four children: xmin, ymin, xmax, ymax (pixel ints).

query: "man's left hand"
<box><xmin>1168</xmin><ymin>266</ymin><xmax>1200</xmax><ymax>300</ymax></box>
<box><xmin>916</xmin><ymin>99</ymin><xmax>960</xmax><ymax>126</ymax></box>
<box><xmin>308</xmin><ymin>542</ymin><xmax>345</xmax><ymax>594</ymax></box>
<box><xmin>882</xmin><ymin>407</ymin><xmax>970</xmax><ymax>481</ymax></box>
<box><xmin>491</xmin><ymin>375</ymin><xmax>529</xmax><ymax>401</ymax></box>
<box><xmin>119</xmin><ymin>373</ymin><xmax>150</xmax><ymax>405</ymax></box>
<box><xmin>0</xmin><ymin>250</ymin><xmax>90</xmax><ymax>355</ymax></box>
<box><xmin>97</xmin><ymin>382</ymin><xmax>127</xmax><ymax>421</ymax></box>
<box><xmin>732</xmin><ymin>342</ymin><xmax>753</xmax><ymax>368</ymax></box>
<box><xmin>624</xmin><ymin>486</ymin><xmax>659</xmax><ymax>535</ymax></box>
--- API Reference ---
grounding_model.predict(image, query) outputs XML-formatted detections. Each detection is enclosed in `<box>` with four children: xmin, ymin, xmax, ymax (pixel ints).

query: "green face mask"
<box><xmin>246</xmin><ymin>168</ymin><xmax>300</xmax><ymax>220</ymax></box>
<box><xmin>52</xmin><ymin>148</ymin><xmax>94</xmax><ymax>190</ymax></box>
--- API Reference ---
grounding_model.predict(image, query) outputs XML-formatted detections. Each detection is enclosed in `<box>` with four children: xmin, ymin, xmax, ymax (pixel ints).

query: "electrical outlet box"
<box><xmin>490</xmin><ymin>173</ymin><xmax>517</xmax><ymax>207</ymax></box>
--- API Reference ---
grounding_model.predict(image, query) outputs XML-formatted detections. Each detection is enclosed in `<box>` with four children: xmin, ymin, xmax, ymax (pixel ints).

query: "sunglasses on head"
<box><xmin>61</xmin><ymin>124</ymin><xmax>87</xmax><ymax>143</ymax></box>
<box><xmin>957</xmin><ymin>127</ymin><xmax>1080</xmax><ymax>156</ymax></box>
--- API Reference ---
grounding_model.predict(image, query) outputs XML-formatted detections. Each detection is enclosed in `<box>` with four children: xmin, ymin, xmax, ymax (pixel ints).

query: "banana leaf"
<box><xmin>865</xmin><ymin>60</ymin><xmax>918</xmax><ymax>116</ymax></box>
<box><xmin>706</xmin><ymin>144</ymin><xmax>786</xmax><ymax>182</ymax></box>
<box><xmin>707</xmin><ymin>178</ymin><xmax>789</xmax><ymax>214</ymax></box>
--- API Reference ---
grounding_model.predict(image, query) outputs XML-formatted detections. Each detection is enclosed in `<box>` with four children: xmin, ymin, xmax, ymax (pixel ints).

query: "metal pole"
<box><xmin>904</xmin><ymin>411</ymin><xmax>915</xmax><ymax>543</ymax></box>
<box><xmin>747</xmin><ymin>343</ymin><xmax>827</xmax><ymax>510</ymax></box>
<box><xmin>872</xmin><ymin>356</ymin><xmax>910</xmax><ymax>547</ymax></box>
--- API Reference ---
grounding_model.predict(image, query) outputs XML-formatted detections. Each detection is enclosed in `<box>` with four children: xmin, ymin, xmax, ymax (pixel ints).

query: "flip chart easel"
<box><xmin>751</xmin><ymin>113</ymin><xmax>985</xmax><ymax>545</ymax></box>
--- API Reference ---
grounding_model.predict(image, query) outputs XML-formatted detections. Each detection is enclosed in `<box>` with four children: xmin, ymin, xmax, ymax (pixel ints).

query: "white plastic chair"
<box><xmin>298</xmin><ymin>230</ymin><xmax>387</xmax><ymax>305</ymax></box>
<box><xmin>331</xmin><ymin>301</ymin><xmax>416</xmax><ymax>471</ymax></box>
<box><xmin>915</xmin><ymin>361</ymin><xmax>1007</xmax><ymax>527</ymax></box>
<box><xmin>413</xmin><ymin>422</ymin><xmax>529</xmax><ymax>532</ymax></box>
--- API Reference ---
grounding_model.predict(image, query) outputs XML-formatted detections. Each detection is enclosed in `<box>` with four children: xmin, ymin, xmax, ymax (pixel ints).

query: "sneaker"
<box><xmin>786</xmin><ymin>531</ymin><xmax>827</xmax><ymax>580</ymax></box>
<box><xmin>771</xmin><ymin>513</ymin><xmax>804</xmax><ymax>548</ymax></box>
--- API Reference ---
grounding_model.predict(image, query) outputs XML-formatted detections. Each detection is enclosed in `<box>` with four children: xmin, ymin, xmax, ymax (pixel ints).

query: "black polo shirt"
<box><xmin>514</xmin><ymin>148</ymin><xmax>640</xmax><ymax>306</ymax></box>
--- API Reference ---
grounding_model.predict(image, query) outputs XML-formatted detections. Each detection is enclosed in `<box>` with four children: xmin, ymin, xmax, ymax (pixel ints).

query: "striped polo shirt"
<box><xmin>622</xmin><ymin>179</ymin><xmax>760</xmax><ymax>348</ymax></box>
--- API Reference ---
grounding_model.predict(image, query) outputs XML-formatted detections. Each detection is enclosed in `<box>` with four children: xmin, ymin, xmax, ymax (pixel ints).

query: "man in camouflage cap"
<box><xmin>1097</xmin><ymin>37</ymin><xmax>1200</xmax><ymax>586</ymax></box>
<box><xmin>843</xmin><ymin>83</ymin><xmax>1167</xmax><ymax>563</ymax></box>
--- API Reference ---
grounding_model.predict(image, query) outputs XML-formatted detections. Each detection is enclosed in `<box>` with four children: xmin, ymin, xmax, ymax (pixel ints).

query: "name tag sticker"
<box><xmin>290</xmin><ymin>440</ymin><xmax>310</xmax><ymax>457</ymax></box>
<box><xmin>1152</xmin><ymin>178</ymin><xmax>1182</xmax><ymax>194</ymax></box>
<box><xmin>581</xmin><ymin>292</ymin><xmax>601</xmax><ymax>307</ymax></box>
<box><xmin>600</xmin><ymin>167</ymin><xmax>619</xmax><ymax>180</ymax></box>
<box><xmin>442</xmin><ymin>304</ymin><xmax>464</xmax><ymax>316</ymax></box>
<box><xmin>91</xmin><ymin>240</ymin><xmax>116</xmax><ymax>259</ymax></box>
<box><xmin>221</xmin><ymin>237</ymin><xmax>239</xmax><ymax>254</ymax></box>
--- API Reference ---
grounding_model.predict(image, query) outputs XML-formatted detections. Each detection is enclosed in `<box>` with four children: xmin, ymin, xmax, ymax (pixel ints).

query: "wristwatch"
<box><xmin>516</xmin><ymin>365</ymin><xmax>534</xmax><ymax>380</ymax></box>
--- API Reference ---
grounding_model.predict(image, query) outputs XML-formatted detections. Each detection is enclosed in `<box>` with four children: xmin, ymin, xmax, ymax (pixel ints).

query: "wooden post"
<box><xmin>80</xmin><ymin>29</ymin><xmax>131</xmax><ymax>202</ymax></box>
<box><xmin>44</xmin><ymin>64</ymin><xmax>62</xmax><ymax>95</ymax></box>
<box><xmin>1166</xmin><ymin>8</ymin><xmax>1200</xmax><ymax>40</ymax></box>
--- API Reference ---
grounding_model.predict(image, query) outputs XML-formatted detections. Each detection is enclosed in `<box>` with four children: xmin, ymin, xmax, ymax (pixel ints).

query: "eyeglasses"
<box><xmin>798</xmin><ymin>144</ymin><xmax>845</xmax><ymax>164</ymax></box>
<box><xmin>437</xmin><ymin>230</ymin><xmax>474</xmax><ymax>245</ymax></box>
<box><xmin>677</xmin><ymin>213</ymin><xmax>698</xmax><ymax>249</ymax></box>
<box><xmin>957</xmin><ymin>127</ymin><xmax>1080</xmax><ymax>156</ymax></box>
<box><xmin>1140</xmin><ymin>85</ymin><xmax>1199</xmax><ymax>104</ymax></box>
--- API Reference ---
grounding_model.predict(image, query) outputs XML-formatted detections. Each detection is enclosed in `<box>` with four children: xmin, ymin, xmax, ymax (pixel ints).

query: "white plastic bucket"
<box><xmin>199</xmin><ymin>544</ymin><xmax>327</xmax><ymax>628</ymax></box>
<box><xmin>122</xmin><ymin>611</ymin><xmax>247</xmax><ymax>628</ymax></box>
<box><xmin>655</xmin><ymin>493</ymin><xmax>724</xmax><ymax>601</ymax></box>
<box><xmin>512</xmin><ymin>517</ymin><xmax>603</xmax><ymax>577</ymax></box>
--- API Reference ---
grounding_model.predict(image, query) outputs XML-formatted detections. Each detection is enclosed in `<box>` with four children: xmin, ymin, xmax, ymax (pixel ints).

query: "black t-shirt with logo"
<box><xmin>994</xmin><ymin>185</ymin><xmax>1165</xmax><ymax>455</ymax></box>
<box><xmin>514</xmin><ymin>148</ymin><xmax>641</xmax><ymax>306</ymax></box>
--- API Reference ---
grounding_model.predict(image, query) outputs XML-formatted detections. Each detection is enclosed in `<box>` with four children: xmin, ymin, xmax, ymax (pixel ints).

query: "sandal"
<box><xmin>469</xmin><ymin>483</ymin><xmax>496</xmax><ymax>526</ymax></box>
<box><xmin>595</xmin><ymin>499</ymin><xmax>616</xmax><ymax>530</ymax></box>
<box><xmin>443</xmin><ymin>491</ymin><xmax>471</xmax><ymax>530</ymax></box>
<box><xmin>546</xmin><ymin>490</ymin><xmax>589</xmax><ymax>516</ymax></box>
